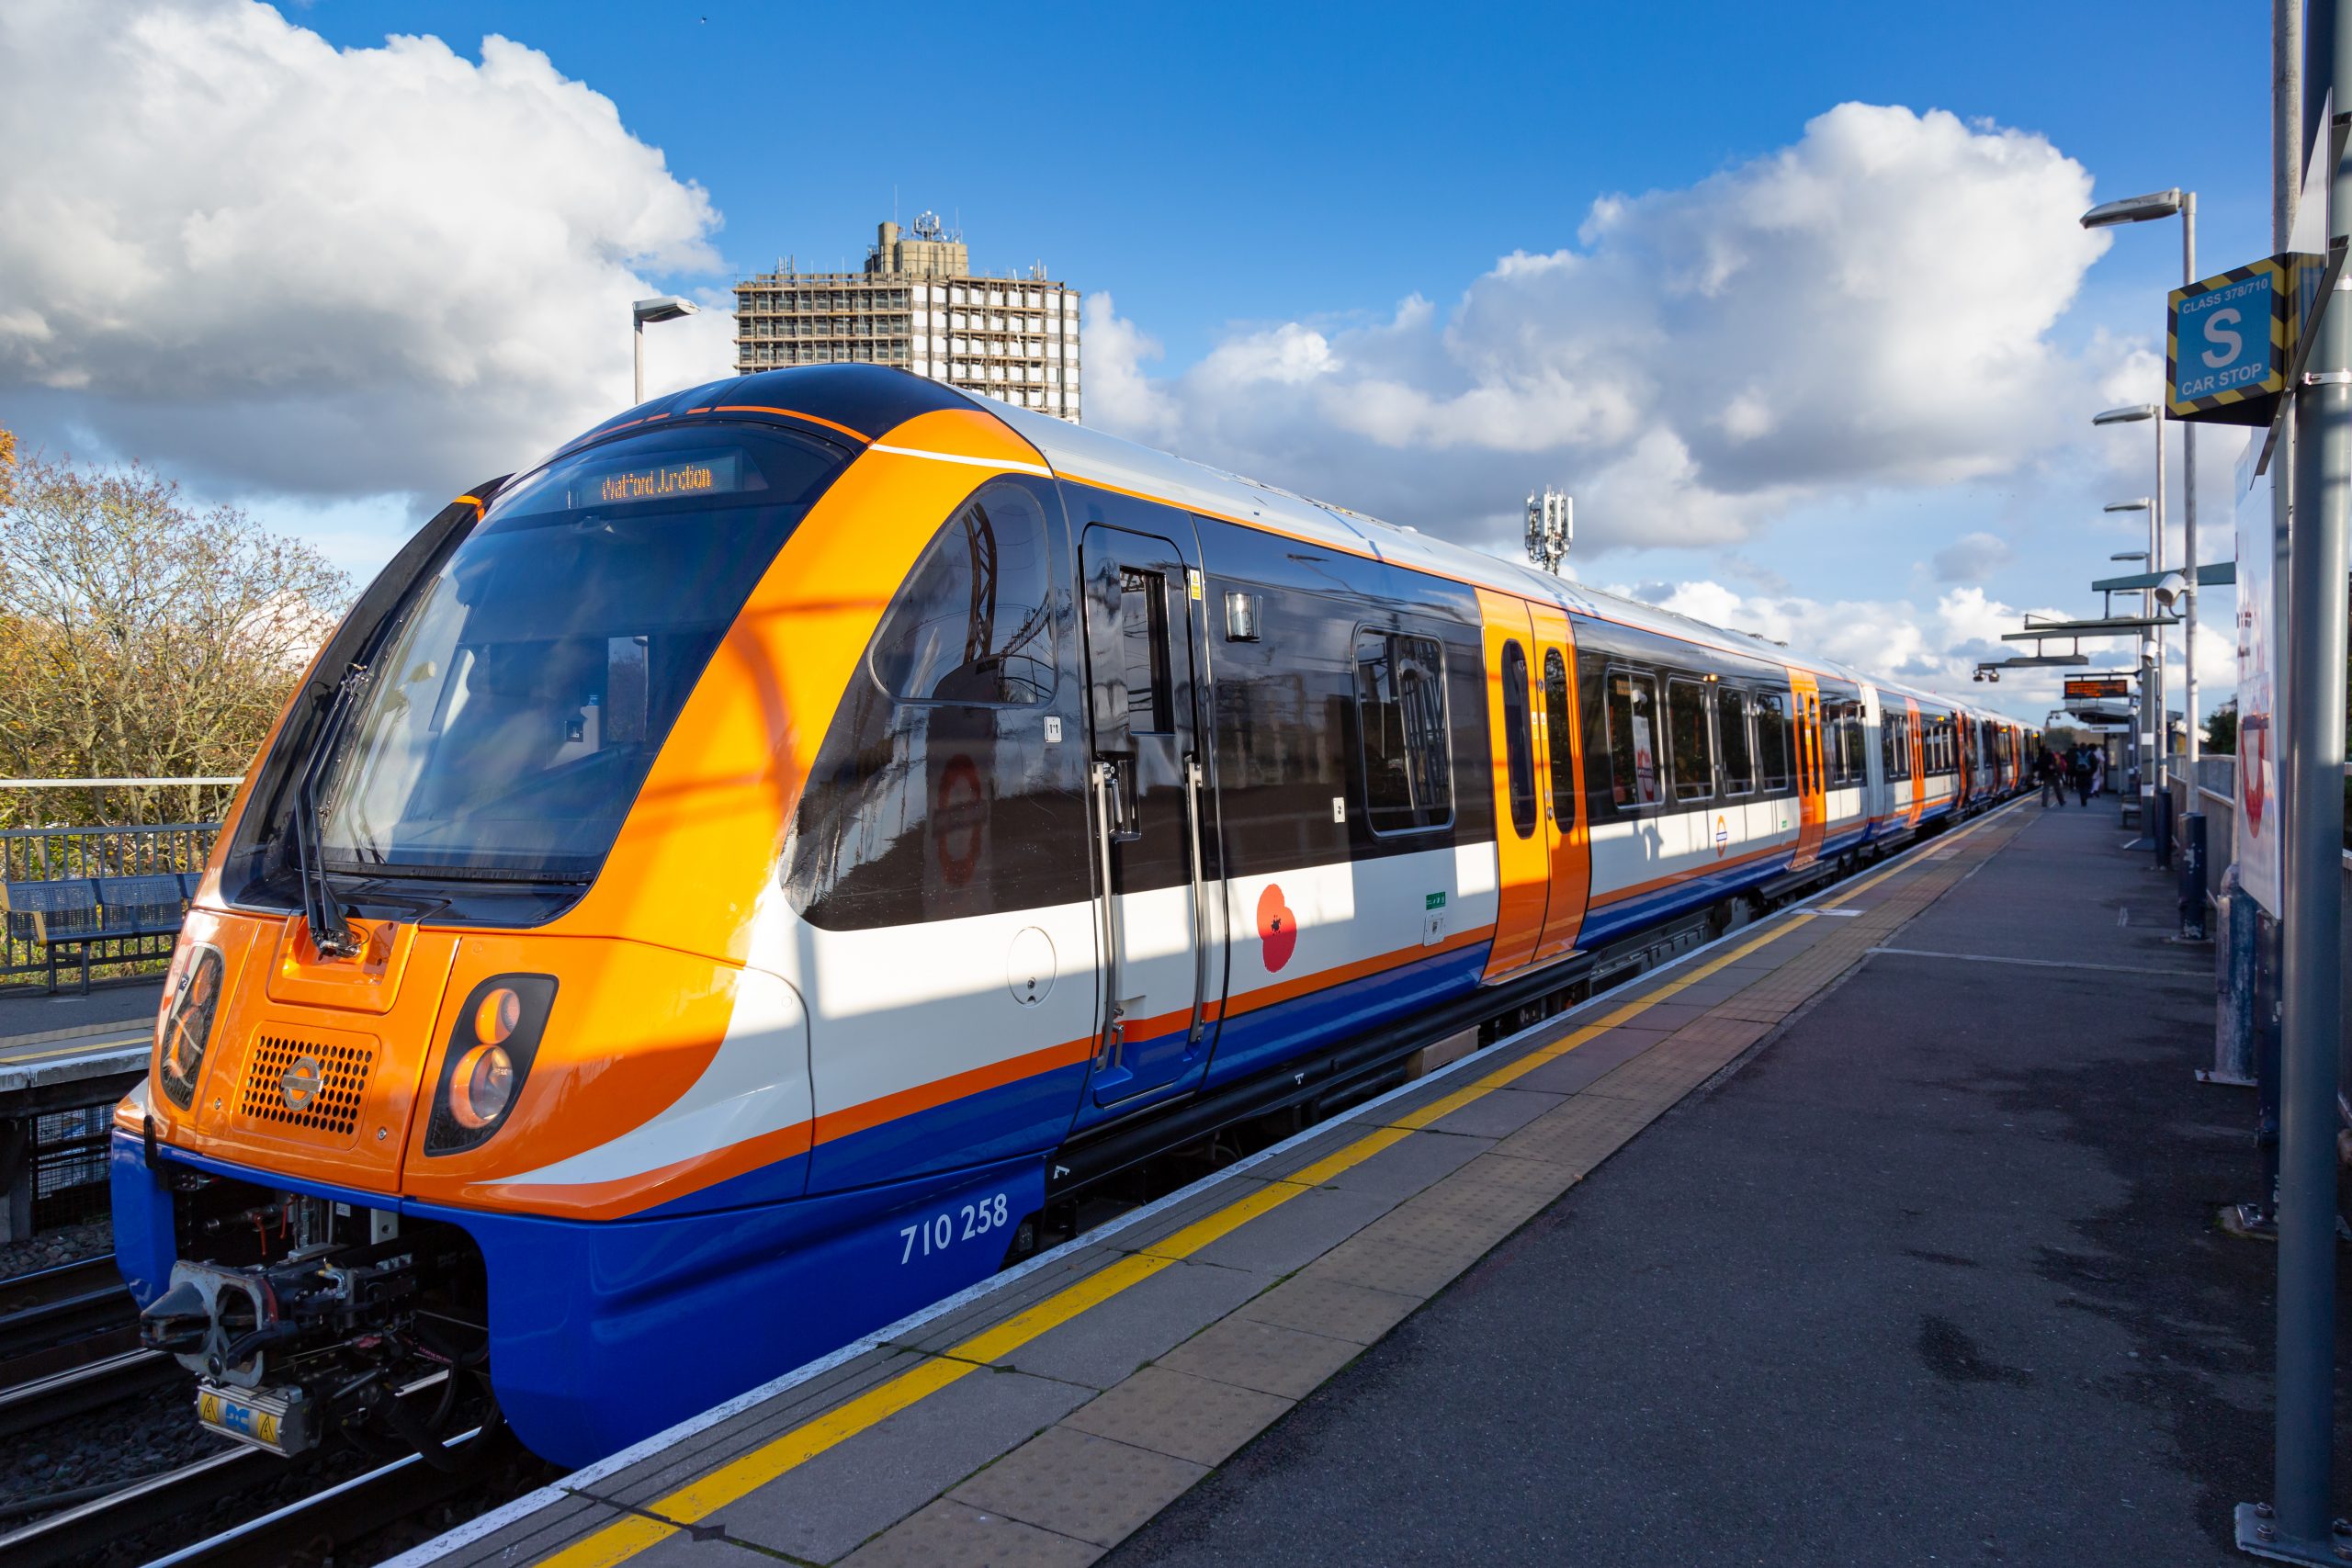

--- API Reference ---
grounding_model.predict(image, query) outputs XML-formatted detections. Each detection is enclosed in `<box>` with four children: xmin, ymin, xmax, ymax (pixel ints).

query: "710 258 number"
<box><xmin>900</xmin><ymin>1192</ymin><xmax>1011</xmax><ymax>1264</ymax></box>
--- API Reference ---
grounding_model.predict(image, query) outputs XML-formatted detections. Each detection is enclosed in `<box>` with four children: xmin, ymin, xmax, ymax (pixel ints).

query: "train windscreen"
<box><xmin>314</xmin><ymin>424</ymin><xmax>850</xmax><ymax>881</ymax></box>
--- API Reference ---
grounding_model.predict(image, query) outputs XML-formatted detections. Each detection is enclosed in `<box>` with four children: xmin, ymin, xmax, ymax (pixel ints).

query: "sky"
<box><xmin>0</xmin><ymin>0</ymin><xmax>2284</xmax><ymax>724</ymax></box>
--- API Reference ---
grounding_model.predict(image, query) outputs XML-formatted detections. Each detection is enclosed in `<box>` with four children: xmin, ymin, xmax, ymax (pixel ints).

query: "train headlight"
<box><xmin>425</xmin><ymin>975</ymin><xmax>555</xmax><ymax>1155</ymax></box>
<box><xmin>448</xmin><ymin>1043</ymin><xmax>516</xmax><ymax>1130</ymax></box>
<box><xmin>156</xmin><ymin>944</ymin><xmax>223</xmax><ymax>1110</ymax></box>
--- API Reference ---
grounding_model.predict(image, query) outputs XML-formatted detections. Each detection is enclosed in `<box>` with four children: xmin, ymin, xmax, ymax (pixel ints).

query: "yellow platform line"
<box><xmin>0</xmin><ymin>1033</ymin><xmax>148</xmax><ymax>1066</ymax></box>
<box><xmin>537</xmin><ymin>809</ymin><xmax>2018</xmax><ymax>1568</ymax></box>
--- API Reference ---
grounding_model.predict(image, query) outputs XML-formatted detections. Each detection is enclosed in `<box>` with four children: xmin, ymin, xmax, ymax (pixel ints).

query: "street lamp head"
<box><xmin>2080</xmin><ymin>189</ymin><xmax>2186</xmax><ymax>228</ymax></box>
<box><xmin>2103</xmin><ymin>499</ymin><xmax>2153</xmax><ymax>513</ymax></box>
<box><xmin>633</xmin><ymin>296</ymin><xmax>699</xmax><ymax>325</ymax></box>
<box><xmin>2092</xmin><ymin>404</ymin><xmax>2158</xmax><ymax>425</ymax></box>
<box><xmin>2110</xmin><ymin>551</ymin><xmax>2149</xmax><ymax>561</ymax></box>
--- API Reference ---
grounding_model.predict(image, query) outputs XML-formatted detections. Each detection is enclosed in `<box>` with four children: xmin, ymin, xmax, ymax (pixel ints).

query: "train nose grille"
<box><xmin>239</xmin><ymin>1033</ymin><xmax>374</xmax><ymax>1137</ymax></box>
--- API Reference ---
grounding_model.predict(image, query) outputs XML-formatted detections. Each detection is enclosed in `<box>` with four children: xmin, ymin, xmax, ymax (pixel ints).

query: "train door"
<box><xmin>1956</xmin><ymin>717</ymin><xmax>1974</xmax><ymax>810</ymax></box>
<box><xmin>1530</xmin><ymin>604</ymin><xmax>1590</xmax><ymax>965</ymax></box>
<box><xmin>1904</xmin><ymin>697</ymin><xmax>1927</xmax><ymax>828</ymax></box>
<box><xmin>1788</xmin><ymin>671</ymin><xmax>1826</xmax><ymax>871</ymax></box>
<box><xmin>1077</xmin><ymin>523</ymin><xmax>1222</xmax><ymax>1109</ymax></box>
<box><xmin>1476</xmin><ymin>589</ymin><xmax>1550</xmax><ymax>981</ymax></box>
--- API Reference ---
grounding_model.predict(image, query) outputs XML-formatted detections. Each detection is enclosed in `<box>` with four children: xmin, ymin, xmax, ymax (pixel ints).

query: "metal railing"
<box><xmin>1</xmin><ymin>822</ymin><xmax>223</xmax><ymax>987</ymax></box>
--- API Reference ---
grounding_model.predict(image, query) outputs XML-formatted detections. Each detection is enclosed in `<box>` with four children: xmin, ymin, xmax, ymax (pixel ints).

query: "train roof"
<box><xmin>567</xmin><ymin>367</ymin><xmax>2022</xmax><ymax>731</ymax></box>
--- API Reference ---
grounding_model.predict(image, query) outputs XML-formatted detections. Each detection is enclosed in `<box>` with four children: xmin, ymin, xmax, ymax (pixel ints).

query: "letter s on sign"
<box><xmin>2202</xmin><ymin>307</ymin><xmax>2243</xmax><ymax>369</ymax></box>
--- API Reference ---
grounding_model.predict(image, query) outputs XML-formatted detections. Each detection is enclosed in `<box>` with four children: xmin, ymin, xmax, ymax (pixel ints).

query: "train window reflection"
<box><xmin>786</xmin><ymin>475</ymin><xmax>1085</xmax><ymax>931</ymax></box>
<box><xmin>1356</xmin><ymin>630</ymin><xmax>1453</xmax><ymax>833</ymax></box>
<box><xmin>1542</xmin><ymin>649</ymin><xmax>1575</xmax><ymax>823</ymax></box>
<box><xmin>871</xmin><ymin>485</ymin><xmax>1057</xmax><ymax>705</ymax></box>
<box><xmin>1719</xmin><ymin>689</ymin><xmax>1756</xmax><ymax>795</ymax></box>
<box><xmin>1756</xmin><ymin>692</ymin><xmax>1792</xmax><ymax>791</ymax></box>
<box><xmin>1606</xmin><ymin>671</ymin><xmax>1662</xmax><ymax>808</ymax></box>
<box><xmin>1117</xmin><ymin>569</ymin><xmax>1173</xmax><ymax>732</ymax></box>
<box><xmin>1667</xmin><ymin>678</ymin><xmax>1713</xmax><ymax>803</ymax></box>
<box><xmin>315</xmin><ymin>426</ymin><xmax>843</xmax><ymax>879</ymax></box>
<box><xmin>1501</xmin><ymin>642</ymin><xmax>1536</xmax><ymax>839</ymax></box>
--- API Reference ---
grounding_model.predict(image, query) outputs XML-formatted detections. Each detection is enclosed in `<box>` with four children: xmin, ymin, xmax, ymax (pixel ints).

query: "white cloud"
<box><xmin>1932</xmin><ymin>530</ymin><xmax>2014</xmax><ymax>583</ymax></box>
<box><xmin>1086</xmin><ymin>103</ymin><xmax>2120</xmax><ymax>558</ymax></box>
<box><xmin>0</xmin><ymin>0</ymin><xmax>734</xmax><ymax>504</ymax></box>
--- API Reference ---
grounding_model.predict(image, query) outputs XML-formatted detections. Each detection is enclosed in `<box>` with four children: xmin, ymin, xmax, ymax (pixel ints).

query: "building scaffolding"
<box><xmin>732</xmin><ymin>212</ymin><xmax>1081</xmax><ymax>422</ymax></box>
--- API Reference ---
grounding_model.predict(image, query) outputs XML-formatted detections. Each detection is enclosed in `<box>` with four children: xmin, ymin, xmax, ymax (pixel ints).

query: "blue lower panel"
<box><xmin>109</xmin><ymin>1139</ymin><xmax>176</xmax><ymax>1308</ymax></box>
<box><xmin>447</xmin><ymin>1156</ymin><xmax>1046</xmax><ymax>1464</ymax></box>
<box><xmin>108</xmin><ymin>1130</ymin><xmax>1046</xmax><ymax>1469</ymax></box>
<box><xmin>1200</xmin><ymin>944</ymin><xmax>1488</xmax><ymax>1093</ymax></box>
<box><xmin>807</xmin><ymin>1060</ymin><xmax>1090</xmax><ymax>1196</ymax></box>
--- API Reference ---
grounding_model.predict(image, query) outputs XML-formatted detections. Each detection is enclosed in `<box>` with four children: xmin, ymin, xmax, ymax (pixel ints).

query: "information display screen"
<box><xmin>2064</xmin><ymin>676</ymin><xmax>2132</xmax><ymax>703</ymax></box>
<box><xmin>502</xmin><ymin>449</ymin><xmax>762</xmax><ymax>517</ymax></box>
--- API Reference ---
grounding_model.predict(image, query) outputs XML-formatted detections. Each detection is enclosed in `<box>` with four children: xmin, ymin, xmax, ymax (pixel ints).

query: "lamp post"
<box><xmin>2095</xmin><ymin>403</ymin><xmax>2199</xmax><ymax>785</ymax></box>
<box><xmin>632</xmin><ymin>296</ymin><xmax>700</xmax><ymax>406</ymax></box>
<box><xmin>2103</xmin><ymin>498</ymin><xmax>2163</xmax><ymax>822</ymax></box>
<box><xmin>2083</xmin><ymin>191</ymin><xmax>2199</xmax><ymax>774</ymax></box>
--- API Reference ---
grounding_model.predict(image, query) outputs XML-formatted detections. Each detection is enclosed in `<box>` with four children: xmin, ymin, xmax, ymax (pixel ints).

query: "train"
<box><xmin>112</xmin><ymin>366</ymin><xmax>2036</xmax><ymax>1468</ymax></box>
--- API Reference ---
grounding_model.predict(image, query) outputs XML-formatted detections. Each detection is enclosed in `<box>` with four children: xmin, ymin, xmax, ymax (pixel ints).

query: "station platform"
<box><xmin>395</xmin><ymin>797</ymin><xmax>2313</xmax><ymax>1568</ymax></box>
<box><xmin>0</xmin><ymin>981</ymin><xmax>156</xmax><ymax>1099</ymax></box>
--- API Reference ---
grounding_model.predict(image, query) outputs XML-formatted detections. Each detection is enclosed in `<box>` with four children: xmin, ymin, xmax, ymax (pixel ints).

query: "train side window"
<box><xmin>1833</xmin><ymin>700</ymin><xmax>1865</xmax><ymax>785</ymax></box>
<box><xmin>1883</xmin><ymin>714</ymin><xmax>1909</xmax><ymax>782</ymax></box>
<box><xmin>1666</xmin><ymin>677</ymin><xmax>1713</xmax><ymax>803</ymax></box>
<box><xmin>1501</xmin><ymin>641</ymin><xmax>1536</xmax><ymax>839</ymax></box>
<box><xmin>1755</xmin><ymin>692</ymin><xmax>1792</xmax><ymax>791</ymax></box>
<box><xmin>1117</xmin><ymin>568</ymin><xmax>1173</xmax><ymax>732</ymax></box>
<box><xmin>1605</xmin><ymin>669</ymin><xmax>1663</xmax><ymax>807</ymax></box>
<box><xmin>786</xmin><ymin>475</ymin><xmax>1087</xmax><ymax>932</ymax></box>
<box><xmin>1355</xmin><ymin>629</ymin><xmax>1453</xmax><ymax>833</ymax></box>
<box><xmin>1543</xmin><ymin>649</ymin><xmax>1576</xmax><ymax>822</ymax></box>
<box><xmin>869</xmin><ymin>482</ymin><xmax>1057</xmax><ymax>706</ymax></box>
<box><xmin>1719</xmin><ymin>688</ymin><xmax>1756</xmax><ymax>795</ymax></box>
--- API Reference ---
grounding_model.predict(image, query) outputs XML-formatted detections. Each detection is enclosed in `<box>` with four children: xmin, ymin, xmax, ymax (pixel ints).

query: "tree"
<box><xmin>0</xmin><ymin>451</ymin><xmax>350</xmax><ymax>828</ymax></box>
<box><xmin>2205</xmin><ymin>698</ymin><xmax>2238</xmax><ymax>756</ymax></box>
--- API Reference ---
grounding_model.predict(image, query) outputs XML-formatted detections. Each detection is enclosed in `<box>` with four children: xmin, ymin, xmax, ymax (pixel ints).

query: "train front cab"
<box><xmin>111</xmin><ymin>376</ymin><xmax>1139</xmax><ymax>1466</ymax></box>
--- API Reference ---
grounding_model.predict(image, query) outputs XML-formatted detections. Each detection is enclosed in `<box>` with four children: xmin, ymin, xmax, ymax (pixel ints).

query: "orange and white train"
<box><xmin>114</xmin><ymin>367</ymin><xmax>2033</xmax><ymax>1467</ymax></box>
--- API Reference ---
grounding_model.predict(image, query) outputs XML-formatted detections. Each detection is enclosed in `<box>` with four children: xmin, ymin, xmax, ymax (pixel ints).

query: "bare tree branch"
<box><xmin>0</xmin><ymin>450</ymin><xmax>351</xmax><ymax>828</ymax></box>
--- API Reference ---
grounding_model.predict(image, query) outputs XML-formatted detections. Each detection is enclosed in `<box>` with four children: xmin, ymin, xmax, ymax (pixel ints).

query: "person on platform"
<box><xmin>2071</xmin><ymin>746</ymin><xmax>2095</xmax><ymax>807</ymax></box>
<box><xmin>2038</xmin><ymin>747</ymin><xmax>2064</xmax><ymax>807</ymax></box>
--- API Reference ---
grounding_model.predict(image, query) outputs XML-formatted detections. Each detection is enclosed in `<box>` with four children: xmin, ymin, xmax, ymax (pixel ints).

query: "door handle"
<box><xmin>1091</xmin><ymin>760</ymin><xmax>1125</xmax><ymax>1066</ymax></box>
<box><xmin>1183</xmin><ymin>753</ymin><xmax>1209</xmax><ymax>1044</ymax></box>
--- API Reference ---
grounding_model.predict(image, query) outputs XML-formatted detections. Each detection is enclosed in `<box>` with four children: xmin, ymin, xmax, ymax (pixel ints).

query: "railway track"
<box><xmin>0</xmin><ymin>1424</ymin><xmax>494</xmax><ymax>1568</ymax></box>
<box><xmin>0</xmin><ymin>1256</ymin><xmax>172</xmax><ymax>1444</ymax></box>
<box><xmin>0</xmin><ymin>1257</ymin><xmax>135</xmax><ymax>1365</ymax></box>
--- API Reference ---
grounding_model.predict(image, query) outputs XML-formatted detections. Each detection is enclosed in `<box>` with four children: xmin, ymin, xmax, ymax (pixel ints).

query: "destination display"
<box><xmin>2064</xmin><ymin>675</ymin><xmax>2132</xmax><ymax>703</ymax></box>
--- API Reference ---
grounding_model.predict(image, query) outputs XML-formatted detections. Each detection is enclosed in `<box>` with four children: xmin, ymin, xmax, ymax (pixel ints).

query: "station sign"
<box><xmin>2167</xmin><ymin>254</ymin><xmax>2321</xmax><ymax>426</ymax></box>
<box><xmin>2064</xmin><ymin>675</ymin><xmax>2132</xmax><ymax>703</ymax></box>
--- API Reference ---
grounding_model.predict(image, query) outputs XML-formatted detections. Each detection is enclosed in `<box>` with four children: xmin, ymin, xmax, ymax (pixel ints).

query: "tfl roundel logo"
<box><xmin>1714</xmin><ymin>815</ymin><xmax>1729</xmax><ymax>858</ymax></box>
<box><xmin>1257</xmin><ymin>884</ymin><xmax>1297</xmax><ymax>972</ymax></box>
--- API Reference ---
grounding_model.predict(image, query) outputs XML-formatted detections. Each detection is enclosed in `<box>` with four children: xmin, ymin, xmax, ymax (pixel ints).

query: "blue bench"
<box><xmin>3</xmin><ymin>874</ymin><xmax>192</xmax><ymax>994</ymax></box>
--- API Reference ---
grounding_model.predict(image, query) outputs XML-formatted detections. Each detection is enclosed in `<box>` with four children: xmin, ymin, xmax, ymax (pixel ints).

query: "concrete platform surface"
<box><xmin>0</xmin><ymin>981</ymin><xmax>159</xmax><ymax>1095</ymax></box>
<box><xmin>1112</xmin><ymin>801</ymin><xmax>2331</xmax><ymax>1567</ymax></box>
<box><xmin>388</xmin><ymin>798</ymin><xmax>2134</xmax><ymax>1568</ymax></box>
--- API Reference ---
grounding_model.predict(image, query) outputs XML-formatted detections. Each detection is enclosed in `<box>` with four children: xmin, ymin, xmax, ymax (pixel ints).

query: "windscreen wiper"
<box><xmin>291</xmin><ymin>666</ymin><xmax>369</xmax><ymax>958</ymax></box>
